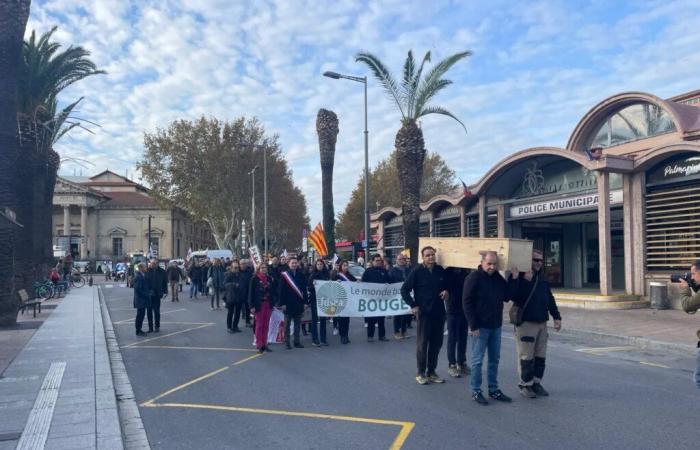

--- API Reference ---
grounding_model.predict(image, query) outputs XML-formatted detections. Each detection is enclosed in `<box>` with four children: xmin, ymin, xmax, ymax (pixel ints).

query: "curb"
<box><xmin>555</xmin><ymin>326</ymin><xmax>697</xmax><ymax>356</ymax></box>
<box><xmin>99</xmin><ymin>286</ymin><xmax>151</xmax><ymax>449</ymax></box>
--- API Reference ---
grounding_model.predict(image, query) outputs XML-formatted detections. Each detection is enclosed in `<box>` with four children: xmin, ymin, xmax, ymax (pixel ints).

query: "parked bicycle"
<box><xmin>33</xmin><ymin>280</ymin><xmax>54</xmax><ymax>300</ymax></box>
<box><xmin>70</xmin><ymin>270</ymin><xmax>86</xmax><ymax>288</ymax></box>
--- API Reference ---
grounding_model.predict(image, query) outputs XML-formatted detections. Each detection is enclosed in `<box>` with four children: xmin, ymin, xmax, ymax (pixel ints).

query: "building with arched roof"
<box><xmin>371</xmin><ymin>89</ymin><xmax>700</xmax><ymax>309</ymax></box>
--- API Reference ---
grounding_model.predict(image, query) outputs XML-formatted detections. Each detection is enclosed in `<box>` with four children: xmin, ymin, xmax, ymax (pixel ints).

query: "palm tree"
<box><xmin>355</xmin><ymin>50</ymin><xmax>470</xmax><ymax>263</ymax></box>
<box><xmin>15</xmin><ymin>27</ymin><xmax>104</xmax><ymax>292</ymax></box>
<box><xmin>316</xmin><ymin>108</ymin><xmax>339</xmax><ymax>256</ymax></box>
<box><xmin>0</xmin><ymin>0</ymin><xmax>31</xmax><ymax>325</ymax></box>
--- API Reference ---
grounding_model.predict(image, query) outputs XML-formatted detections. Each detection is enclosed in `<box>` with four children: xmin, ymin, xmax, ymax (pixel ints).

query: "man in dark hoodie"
<box><xmin>513</xmin><ymin>250</ymin><xmax>562</xmax><ymax>398</ymax></box>
<box><xmin>277</xmin><ymin>256</ymin><xmax>308</xmax><ymax>349</ymax></box>
<box><xmin>239</xmin><ymin>259</ymin><xmax>254</xmax><ymax>327</ymax></box>
<box><xmin>463</xmin><ymin>251</ymin><xmax>516</xmax><ymax>405</ymax></box>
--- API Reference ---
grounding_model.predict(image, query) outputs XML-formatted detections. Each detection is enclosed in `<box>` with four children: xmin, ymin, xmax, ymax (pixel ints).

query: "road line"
<box><xmin>125</xmin><ymin>345</ymin><xmax>256</xmax><ymax>352</ymax></box>
<box><xmin>140</xmin><ymin>366</ymin><xmax>230</xmax><ymax>406</ymax></box>
<box><xmin>114</xmin><ymin>308</ymin><xmax>187</xmax><ymax>324</ymax></box>
<box><xmin>122</xmin><ymin>323</ymin><xmax>214</xmax><ymax>348</ymax></box>
<box><xmin>146</xmin><ymin>402</ymin><xmax>415</xmax><ymax>449</ymax></box>
<box><xmin>232</xmin><ymin>353</ymin><xmax>264</xmax><ymax>365</ymax></box>
<box><xmin>639</xmin><ymin>361</ymin><xmax>670</xmax><ymax>369</ymax></box>
<box><xmin>576</xmin><ymin>346</ymin><xmax>635</xmax><ymax>355</ymax></box>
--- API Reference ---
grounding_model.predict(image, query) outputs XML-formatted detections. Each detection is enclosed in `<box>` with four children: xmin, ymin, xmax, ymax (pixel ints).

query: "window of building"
<box><xmin>486</xmin><ymin>212</ymin><xmax>498</xmax><ymax>237</ymax></box>
<box><xmin>646</xmin><ymin>184</ymin><xmax>700</xmax><ymax>271</ymax></box>
<box><xmin>419</xmin><ymin>222</ymin><xmax>430</xmax><ymax>237</ymax></box>
<box><xmin>590</xmin><ymin>102</ymin><xmax>676</xmax><ymax>148</ymax></box>
<box><xmin>434</xmin><ymin>217</ymin><xmax>460</xmax><ymax>237</ymax></box>
<box><xmin>384</xmin><ymin>226</ymin><xmax>404</xmax><ymax>248</ymax></box>
<box><xmin>465</xmin><ymin>214</ymin><xmax>480</xmax><ymax>237</ymax></box>
<box><xmin>151</xmin><ymin>237</ymin><xmax>160</xmax><ymax>257</ymax></box>
<box><xmin>112</xmin><ymin>238</ymin><xmax>123</xmax><ymax>258</ymax></box>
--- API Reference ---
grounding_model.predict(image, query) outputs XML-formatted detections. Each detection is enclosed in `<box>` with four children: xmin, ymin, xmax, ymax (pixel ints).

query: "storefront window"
<box><xmin>591</xmin><ymin>102</ymin><xmax>675</xmax><ymax>148</ymax></box>
<box><xmin>434</xmin><ymin>217</ymin><xmax>460</xmax><ymax>237</ymax></box>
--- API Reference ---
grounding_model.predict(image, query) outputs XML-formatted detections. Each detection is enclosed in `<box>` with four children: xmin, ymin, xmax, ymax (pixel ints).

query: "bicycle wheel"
<box><xmin>72</xmin><ymin>276</ymin><xmax>85</xmax><ymax>288</ymax></box>
<box><xmin>37</xmin><ymin>285</ymin><xmax>53</xmax><ymax>300</ymax></box>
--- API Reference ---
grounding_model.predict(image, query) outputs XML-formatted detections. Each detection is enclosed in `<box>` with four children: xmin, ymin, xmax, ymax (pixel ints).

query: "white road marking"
<box><xmin>16</xmin><ymin>362</ymin><xmax>66</xmax><ymax>450</ymax></box>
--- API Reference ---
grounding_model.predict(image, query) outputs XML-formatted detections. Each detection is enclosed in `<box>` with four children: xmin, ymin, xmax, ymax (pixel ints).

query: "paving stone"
<box><xmin>45</xmin><ymin>433</ymin><xmax>96</xmax><ymax>449</ymax></box>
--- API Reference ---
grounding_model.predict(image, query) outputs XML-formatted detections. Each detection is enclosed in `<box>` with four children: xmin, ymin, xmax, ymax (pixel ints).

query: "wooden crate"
<box><xmin>418</xmin><ymin>237</ymin><xmax>533</xmax><ymax>271</ymax></box>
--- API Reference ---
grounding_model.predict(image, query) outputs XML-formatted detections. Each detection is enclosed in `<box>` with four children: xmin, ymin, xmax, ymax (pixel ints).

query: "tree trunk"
<box><xmin>14</xmin><ymin>117</ymin><xmax>36</xmax><ymax>295</ymax></box>
<box><xmin>316</xmin><ymin>108</ymin><xmax>339</xmax><ymax>256</ymax></box>
<box><xmin>0</xmin><ymin>0</ymin><xmax>31</xmax><ymax>325</ymax></box>
<box><xmin>395</xmin><ymin>120</ymin><xmax>425</xmax><ymax>265</ymax></box>
<box><xmin>31</xmin><ymin>146</ymin><xmax>59</xmax><ymax>282</ymax></box>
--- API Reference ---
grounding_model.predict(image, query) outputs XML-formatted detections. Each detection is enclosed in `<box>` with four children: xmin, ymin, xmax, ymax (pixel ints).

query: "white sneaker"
<box><xmin>332</xmin><ymin>328</ymin><xmax>338</xmax><ymax>336</ymax></box>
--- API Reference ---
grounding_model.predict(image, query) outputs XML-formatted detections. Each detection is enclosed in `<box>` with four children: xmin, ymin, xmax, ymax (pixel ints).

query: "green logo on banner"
<box><xmin>316</xmin><ymin>281</ymin><xmax>348</xmax><ymax>316</ymax></box>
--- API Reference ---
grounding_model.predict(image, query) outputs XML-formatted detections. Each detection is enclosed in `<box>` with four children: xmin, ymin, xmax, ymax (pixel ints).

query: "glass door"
<box><xmin>522</xmin><ymin>229</ymin><xmax>563</xmax><ymax>287</ymax></box>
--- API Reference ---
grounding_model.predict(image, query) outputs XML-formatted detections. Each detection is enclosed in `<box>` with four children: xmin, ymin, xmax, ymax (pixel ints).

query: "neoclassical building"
<box><xmin>52</xmin><ymin>170</ymin><xmax>215</xmax><ymax>264</ymax></box>
<box><xmin>371</xmin><ymin>89</ymin><xmax>700</xmax><ymax>309</ymax></box>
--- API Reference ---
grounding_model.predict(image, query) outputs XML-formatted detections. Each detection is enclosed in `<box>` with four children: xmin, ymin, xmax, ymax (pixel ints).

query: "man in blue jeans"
<box><xmin>463</xmin><ymin>251</ymin><xmax>517</xmax><ymax>405</ymax></box>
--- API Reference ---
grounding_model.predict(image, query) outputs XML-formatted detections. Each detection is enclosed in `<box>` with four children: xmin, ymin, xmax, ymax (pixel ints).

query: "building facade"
<box><xmin>53</xmin><ymin>171</ymin><xmax>215</xmax><ymax>265</ymax></box>
<box><xmin>371</xmin><ymin>89</ymin><xmax>700</xmax><ymax>309</ymax></box>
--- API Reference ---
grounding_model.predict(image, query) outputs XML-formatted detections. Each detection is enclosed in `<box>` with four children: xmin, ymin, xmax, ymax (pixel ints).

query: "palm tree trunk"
<box><xmin>14</xmin><ymin>117</ymin><xmax>36</xmax><ymax>295</ymax></box>
<box><xmin>395</xmin><ymin>120</ymin><xmax>425</xmax><ymax>265</ymax></box>
<box><xmin>317</xmin><ymin>109</ymin><xmax>339</xmax><ymax>256</ymax></box>
<box><xmin>0</xmin><ymin>0</ymin><xmax>31</xmax><ymax>325</ymax></box>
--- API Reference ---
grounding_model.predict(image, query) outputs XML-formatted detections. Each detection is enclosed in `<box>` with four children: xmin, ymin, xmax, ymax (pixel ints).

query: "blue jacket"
<box><xmin>133</xmin><ymin>271</ymin><xmax>150</xmax><ymax>309</ymax></box>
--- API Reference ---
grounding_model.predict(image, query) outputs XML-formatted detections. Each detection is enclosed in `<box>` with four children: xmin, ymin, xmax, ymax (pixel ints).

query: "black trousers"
<box><xmin>446</xmin><ymin>313</ymin><xmax>468</xmax><ymax>365</ymax></box>
<box><xmin>135</xmin><ymin>308</ymin><xmax>146</xmax><ymax>332</ymax></box>
<box><xmin>393</xmin><ymin>314</ymin><xmax>411</xmax><ymax>334</ymax></box>
<box><xmin>367</xmin><ymin>316</ymin><xmax>385</xmax><ymax>338</ymax></box>
<box><xmin>226</xmin><ymin>303</ymin><xmax>243</xmax><ymax>329</ymax></box>
<box><xmin>211</xmin><ymin>289</ymin><xmax>221</xmax><ymax>308</ymax></box>
<box><xmin>147</xmin><ymin>296</ymin><xmax>161</xmax><ymax>330</ymax></box>
<box><xmin>416</xmin><ymin>313</ymin><xmax>445</xmax><ymax>375</ymax></box>
<box><xmin>337</xmin><ymin>317</ymin><xmax>350</xmax><ymax>338</ymax></box>
<box><xmin>284</xmin><ymin>314</ymin><xmax>302</xmax><ymax>345</ymax></box>
<box><xmin>243</xmin><ymin>301</ymin><xmax>251</xmax><ymax>324</ymax></box>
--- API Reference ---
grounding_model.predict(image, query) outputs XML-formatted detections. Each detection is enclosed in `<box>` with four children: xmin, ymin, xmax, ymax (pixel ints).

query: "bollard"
<box><xmin>88</xmin><ymin>274</ymin><xmax>94</xmax><ymax>286</ymax></box>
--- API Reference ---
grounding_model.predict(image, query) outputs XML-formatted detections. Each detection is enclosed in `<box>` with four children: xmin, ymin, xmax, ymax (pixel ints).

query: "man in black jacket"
<box><xmin>362</xmin><ymin>254</ymin><xmax>391</xmax><ymax>342</ymax></box>
<box><xmin>240</xmin><ymin>259</ymin><xmax>254</xmax><ymax>327</ymax></box>
<box><xmin>445</xmin><ymin>267</ymin><xmax>470</xmax><ymax>378</ymax></box>
<box><xmin>401</xmin><ymin>246</ymin><xmax>449</xmax><ymax>385</ymax></box>
<box><xmin>390</xmin><ymin>254</ymin><xmax>411</xmax><ymax>339</ymax></box>
<box><xmin>463</xmin><ymin>251</ymin><xmax>516</xmax><ymax>405</ymax></box>
<box><xmin>145</xmin><ymin>259</ymin><xmax>168</xmax><ymax>333</ymax></box>
<box><xmin>133</xmin><ymin>263</ymin><xmax>150</xmax><ymax>336</ymax></box>
<box><xmin>513</xmin><ymin>250</ymin><xmax>562</xmax><ymax>398</ymax></box>
<box><xmin>277</xmin><ymin>256</ymin><xmax>308</xmax><ymax>349</ymax></box>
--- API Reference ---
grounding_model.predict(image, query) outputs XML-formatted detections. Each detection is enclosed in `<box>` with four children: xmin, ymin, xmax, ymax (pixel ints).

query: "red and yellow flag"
<box><xmin>308</xmin><ymin>223</ymin><xmax>328</xmax><ymax>257</ymax></box>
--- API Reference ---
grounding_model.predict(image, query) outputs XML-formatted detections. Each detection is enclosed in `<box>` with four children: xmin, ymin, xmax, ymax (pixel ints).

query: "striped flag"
<box><xmin>308</xmin><ymin>223</ymin><xmax>328</xmax><ymax>257</ymax></box>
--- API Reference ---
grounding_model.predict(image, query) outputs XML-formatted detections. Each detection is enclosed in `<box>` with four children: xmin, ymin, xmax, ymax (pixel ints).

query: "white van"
<box><xmin>190</xmin><ymin>249</ymin><xmax>234</xmax><ymax>264</ymax></box>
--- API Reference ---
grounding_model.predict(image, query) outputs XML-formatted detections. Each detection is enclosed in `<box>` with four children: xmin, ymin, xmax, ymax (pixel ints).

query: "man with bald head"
<box><xmin>463</xmin><ymin>251</ymin><xmax>516</xmax><ymax>405</ymax></box>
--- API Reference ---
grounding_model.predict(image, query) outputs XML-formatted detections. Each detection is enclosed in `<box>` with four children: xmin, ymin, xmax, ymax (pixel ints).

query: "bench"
<box><xmin>18</xmin><ymin>289</ymin><xmax>42</xmax><ymax>318</ymax></box>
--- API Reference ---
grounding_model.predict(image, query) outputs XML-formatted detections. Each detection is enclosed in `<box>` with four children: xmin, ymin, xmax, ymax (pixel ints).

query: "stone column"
<box><xmin>458</xmin><ymin>205</ymin><xmax>466</xmax><ymax>237</ymax></box>
<box><xmin>497</xmin><ymin>203</ymin><xmax>506</xmax><ymax>238</ymax></box>
<box><xmin>478</xmin><ymin>196</ymin><xmax>487</xmax><ymax>238</ymax></box>
<box><xmin>632</xmin><ymin>172</ymin><xmax>646</xmax><ymax>295</ymax></box>
<box><xmin>597</xmin><ymin>172</ymin><xmax>612</xmax><ymax>295</ymax></box>
<box><xmin>428</xmin><ymin>212</ymin><xmax>435</xmax><ymax>237</ymax></box>
<box><xmin>80</xmin><ymin>206</ymin><xmax>88</xmax><ymax>259</ymax></box>
<box><xmin>623</xmin><ymin>174</ymin><xmax>634</xmax><ymax>295</ymax></box>
<box><xmin>63</xmin><ymin>205</ymin><xmax>70</xmax><ymax>237</ymax></box>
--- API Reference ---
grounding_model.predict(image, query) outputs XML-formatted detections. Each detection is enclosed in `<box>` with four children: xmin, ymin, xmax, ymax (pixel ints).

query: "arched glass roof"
<box><xmin>590</xmin><ymin>102</ymin><xmax>676</xmax><ymax>148</ymax></box>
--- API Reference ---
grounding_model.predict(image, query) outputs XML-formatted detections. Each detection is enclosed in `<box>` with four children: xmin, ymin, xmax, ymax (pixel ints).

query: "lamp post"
<box><xmin>248</xmin><ymin>165</ymin><xmax>260</xmax><ymax>247</ymax></box>
<box><xmin>323</xmin><ymin>70</ymin><xmax>369</xmax><ymax>255</ymax></box>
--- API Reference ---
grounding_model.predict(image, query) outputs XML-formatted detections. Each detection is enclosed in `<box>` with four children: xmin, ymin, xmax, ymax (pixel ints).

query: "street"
<box><xmin>101</xmin><ymin>283</ymin><xmax>699</xmax><ymax>450</ymax></box>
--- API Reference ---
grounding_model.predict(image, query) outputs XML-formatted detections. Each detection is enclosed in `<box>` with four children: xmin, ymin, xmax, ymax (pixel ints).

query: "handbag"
<box><xmin>509</xmin><ymin>273</ymin><xmax>538</xmax><ymax>326</ymax></box>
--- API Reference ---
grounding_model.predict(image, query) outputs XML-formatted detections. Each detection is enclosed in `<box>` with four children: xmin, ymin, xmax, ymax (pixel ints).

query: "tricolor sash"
<box><xmin>337</xmin><ymin>272</ymin><xmax>351</xmax><ymax>282</ymax></box>
<box><xmin>281</xmin><ymin>271</ymin><xmax>305</xmax><ymax>300</ymax></box>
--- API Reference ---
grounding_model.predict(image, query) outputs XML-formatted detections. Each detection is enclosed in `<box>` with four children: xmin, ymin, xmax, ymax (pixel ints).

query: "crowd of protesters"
<box><xmin>133</xmin><ymin>248</ymin><xmax>564</xmax><ymax>401</ymax></box>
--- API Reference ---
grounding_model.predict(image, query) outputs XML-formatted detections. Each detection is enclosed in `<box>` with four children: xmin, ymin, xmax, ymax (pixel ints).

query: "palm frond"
<box><xmin>413</xmin><ymin>51</ymin><xmax>471</xmax><ymax>117</ymax></box>
<box><xmin>418</xmin><ymin>106</ymin><xmax>467</xmax><ymax>133</ymax></box>
<box><xmin>402</xmin><ymin>50</ymin><xmax>415</xmax><ymax>110</ymax></box>
<box><xmin>414</xmin><ymin>79</ymin><xmax>452</xmax><ymax>116</ymax></box>
<box><xmin>355</xmin><ymin>51</ymin><xmax>406</xmax><ymax>118</ymax></box>
<box><xmin>407</xmin><ymin>51</ymin><xmax>431</xmax><ymax>118</ymax></box>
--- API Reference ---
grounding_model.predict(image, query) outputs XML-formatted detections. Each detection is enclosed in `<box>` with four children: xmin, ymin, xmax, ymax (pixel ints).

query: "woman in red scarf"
<box><xmin>249</xmin><ymin>263</ymin><xmax>276</xmax><ymax>353</ymax></box>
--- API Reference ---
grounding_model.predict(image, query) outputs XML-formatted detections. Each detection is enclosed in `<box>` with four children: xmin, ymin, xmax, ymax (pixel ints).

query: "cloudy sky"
<box><xmin>29</xmin><ymin>0</ymin><xmax>700</xmax><ymax>230</ymax></box>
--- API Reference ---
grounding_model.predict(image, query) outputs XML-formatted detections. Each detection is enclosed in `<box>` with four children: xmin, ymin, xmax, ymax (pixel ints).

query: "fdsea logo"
<box><xmin>316</xmin><ymin>281</ymin><xmax>348</xmax><ymax>316</ymax></box>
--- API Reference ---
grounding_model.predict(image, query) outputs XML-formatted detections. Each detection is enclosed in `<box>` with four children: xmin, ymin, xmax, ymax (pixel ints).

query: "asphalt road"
<box><xmin>101</xmin><ymin>283</ymin><xmax>700</xmax><ymax>450</ymax></box>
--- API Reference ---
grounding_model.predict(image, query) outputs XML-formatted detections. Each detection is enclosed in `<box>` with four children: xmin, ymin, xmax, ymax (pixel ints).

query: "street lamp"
<box><xmin>323</xmin><ymin>70</ymin><xmax>369</xmax><ymax>255</ymax></box>
<box><xmin>248</xmin><ymin>165</ymin><xmax>260</xmax><ymax>247</ymax></box>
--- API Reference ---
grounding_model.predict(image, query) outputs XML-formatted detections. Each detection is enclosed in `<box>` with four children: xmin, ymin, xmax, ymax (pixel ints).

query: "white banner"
<box><xmin>314</xmin><ymin>280</ymin><xmax>411</xmax><ymax>318</ymax></box>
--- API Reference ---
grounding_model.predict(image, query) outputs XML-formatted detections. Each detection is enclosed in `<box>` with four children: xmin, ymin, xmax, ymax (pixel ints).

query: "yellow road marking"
<box><xmin>576</xmin><ymin>346</ymin><xmax>635</xmax><ymax>355</ymax></box>
<box><xmin>639</xmin><ymin>361</ymin><xmax>670</xmax><ymax>369</ymax></box>
<box><xmin>232</xmin><ymin>353</ymin><xmax>263</xmax><ymax>365</ymax></box>
<box><xmin>114</xmin><ymin>308</ymin><xmax>187</xmax><ymax>324</ymax></box>
<box><xmin>122</xmin><ymin>323</ymin><xmax>214</xmax><ymax>348</ymax></box>
<box><xmin>125</xmin><ymin>345</ymin><xmax>256</xmax><ymax>352</ymax></box>
<box><xmin>140</xmin><ymin>366</ymin><xmax>230</xmax><ymax>406</ymax></box>
<box><xmin>144</xmin><ymin>402</ymin><xmax>415</xmax><ymax>449</ymax></box>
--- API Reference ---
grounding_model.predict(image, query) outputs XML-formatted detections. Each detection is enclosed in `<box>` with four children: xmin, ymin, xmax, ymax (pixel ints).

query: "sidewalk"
<box><xmin>549</xmin><ymin>306</ymin><xmax>699</xmax><ymax>355</ymax></box>
<box><xmin>0</xmin><ymin>286</ymin><xmax>124</xmax><ymax>449</ymax></box>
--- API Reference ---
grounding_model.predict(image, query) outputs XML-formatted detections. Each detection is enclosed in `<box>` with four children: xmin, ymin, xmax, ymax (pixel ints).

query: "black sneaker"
<box><xmin>232</xmin><ymin>327</ymin><xmax>241</xmax><ymax>333</ymax></box>
<box><xmin>311</xmin><ymin>340</ymin><xmax>320</xmax><ymax>347</ymax></box>
<box><xmin>488</xmin><ymin>390</ymin><xmax>512</xmax><ymax>403</ymax></box>
<box><xmin>472</xmin><ymin>391</ymin><xmax>488</xmax><ymax>405</ymax></box>
<box><xmin>136</xmin><ymin>330</ymin><xmax>146</xmax><ymax>336</ymax></box>
<box><xmin>227</xmin><ymin>328</ymin><xmax>234</xmax><ymax>334</ymax></box>
<box><xmin>294</xmin><ymin>343</ymin><xmax>304</xmax><ymax>348</ymax></box>
<box><xmin>257</xmin><ymin>348</ymin><xmax>264</xmax><ymax>354</ymax></box>
<box><xmin>378</xmin><ymin>337</ymin><xmax>389</xmax><ymax>342</ymax></box>
<box><xmin>263</xmin><ymin>346</ymin><xmax>273</xmax><ymax>352</ymax></box>
<box><xmin>519</xmin><ymin>385</ymin><xmax>537</xmax><ymax>398</ymax></box>
<box><xmin>532</xmin><ymin>383</ymin><xmax>549</xmax><ymax>397</ymax></box>
<box><xmin>285</xmin><ymin>343</ymin><xmax>292</xmax><ymax>350</ymax></box>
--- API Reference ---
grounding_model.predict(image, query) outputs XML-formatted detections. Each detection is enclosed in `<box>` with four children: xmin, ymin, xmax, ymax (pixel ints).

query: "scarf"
<box><xmin>256</xmin><ymin>272</ymin><xmax>270</xmax><ymax>302</ymax></box>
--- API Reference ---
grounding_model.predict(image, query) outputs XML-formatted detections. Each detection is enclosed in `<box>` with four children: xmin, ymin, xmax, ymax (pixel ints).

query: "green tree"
<box><xmin>356</xmin><ymin>50</ymin><xmax>470</xmax><ymax>263</ymax></box>
<box><xmin>0</xmin><ymin>0</ymin><xmax>31</xmax><ymax>325</ymax></box>
<box><xmin>138</xmin><ymin>117</ymin><xmax>310</xmax><ymax>254</ymax></box>
<box><xmin>336</xmin><ymin>150</ymin><xmax>457</xmax><ymax>241</ymax></box>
